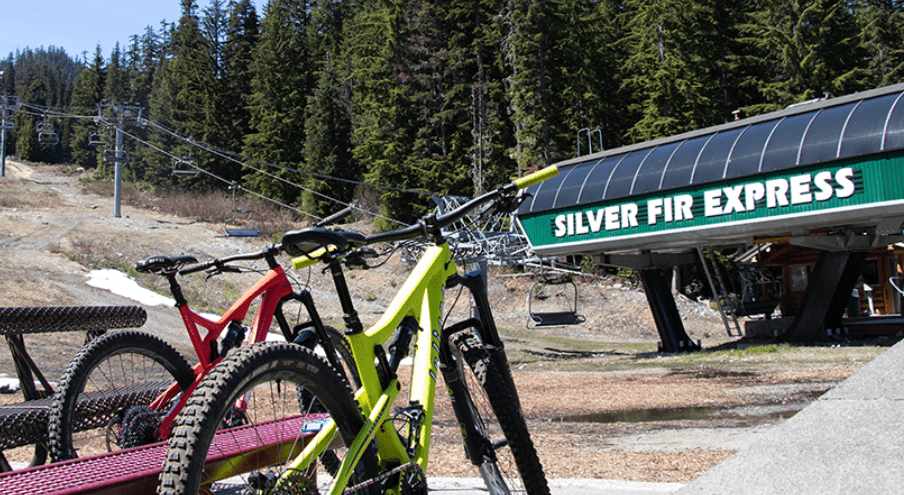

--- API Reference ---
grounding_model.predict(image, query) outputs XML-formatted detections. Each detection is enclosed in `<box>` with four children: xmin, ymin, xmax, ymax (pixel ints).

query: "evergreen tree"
<box><xmin>308</xmin><ymin>0</ymin><xmax>352</xmax><ymax>66</ymax></box>
<box><xmin>121</xmin><ymin>26</ymin><xmax>165</xmax><ymax>184</ymax></box>
<box><xmin>397</xmin><ymin>0</ymin><xmax>458</xmax><ymax>194</ymax></box>
<box><xmin>856</xmin><ymin>0</ymin><xmax>904</xmax><ymax>86</ymax></box>
<box><xmin>69</xmin><ymin>47</ymin><xmax>106</xmax><ymax>171</ymax></box>
<box><xmin>243</xmin><ymin>0</ymin><xmax>312</xmax><ymax>206</ymax></box>
<box><xmin>145</xmin><ymin>0</ymin><xmax>211</xmax><ymax>189</ymax></box>
<box><xmin>740</xmin><ymin>0</ymin><xmax>865</xmax><ymax>113</ymax></box>
<box><xmin>445</xmin><ymin>0</ymin><xmax>514</xmax><ymax>193</ymax></box>
<box><xmin>503</xmin><ymin>0</ymin><xmax>554</xmax><ymax>173</ymax></box>
<box><xmin>198</xmin><ymin>0</ymin><xmax>239</xmax><ymax>185</ymax></box>
<box><xmin>349</xmin><ymin>0</ymin><xmax>422</xmax><ymax>228</ymax></box>
<box><xmin>128</xmin><ymin>26</ymin><xmax>164</xmax><ymax>107</ymax></box>
<box><xmin>11</xmin><ymin>48</ymin><xmax>81</xmax><ymax>163</ymax></box>
<box><xmin>303</xmin><ymin>56</ymin><xmax>354</xmax><ymax>216</ymax></box>
<box><xmin>144</xmin><ymin>57</ymin><xmax>179</xmax><ymax>183</ymax></box>
<box><xmin>222</xmin><ymin>0</ymin><xmax>259</xmax><ymax>155</ymax></box>
<box><xmin>0</xmin><ymin>58</ymin><xmax>14</xmax><ymax>97</ymax></box>
<box><xmin>620</xmin><ymin>0</ymin><xmax>724</xmax><ymax>142</ymax></box>
<box><xmin>17</xmin><ymin>78</ymin><xmax>52</xmax><ymax>162</ymax></box>
<box><xmin>105</xmin><ymin>43</ymin><xmax>128</xmax><ymax>104</ymax></box>
<box><xmin>548</xmin><ymin>0</ymin><xmax>626</xmax><ymax>155</ymax></box>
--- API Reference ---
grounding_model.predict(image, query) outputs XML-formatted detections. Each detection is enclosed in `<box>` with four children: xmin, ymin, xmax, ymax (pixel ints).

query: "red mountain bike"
<box><xmin>46</xmin><ymin>240</ymin><xmax>352</xmax><ymax>462</ymax></box>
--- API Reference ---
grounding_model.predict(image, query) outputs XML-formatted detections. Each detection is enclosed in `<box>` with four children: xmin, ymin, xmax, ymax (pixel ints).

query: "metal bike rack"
<box><xmin>0</xmin><ymin>306</ymin><xmax>147</xmax><ymax>472</ymax></box>
<box><xmin>0</xmin><ymin>414</ymin><xmax>318</xmax><ymax>494</ymax></box>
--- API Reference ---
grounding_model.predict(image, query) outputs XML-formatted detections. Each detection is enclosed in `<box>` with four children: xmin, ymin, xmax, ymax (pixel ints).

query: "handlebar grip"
<box><xmin>290</xmin><ymin>247</ymin><xmax>330</xmax><ymax>271</ymax></box>
<box><xmin>513</xmin><ymin>165</ymin><xmax>559</xmax><ymax>190</ymax></box>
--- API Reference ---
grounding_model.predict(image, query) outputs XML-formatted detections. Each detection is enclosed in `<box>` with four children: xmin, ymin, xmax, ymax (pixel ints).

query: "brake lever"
<box><xmin>485</xmin><ymin>190</ymin><xmax>530</xmax><ymax>217</ymax></box>
<box><xmin>204</xmin><ymin>263</ymin><xmax>242</xmax><ymax>279</ymax></box>
<box><xmin>343</xmin><ymin>248</ymin><xmax>379</xmax><ymax>270</ymax></box>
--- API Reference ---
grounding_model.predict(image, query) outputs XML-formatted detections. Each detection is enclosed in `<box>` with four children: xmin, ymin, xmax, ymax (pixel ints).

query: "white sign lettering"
<box><xmin>553</xmin><ymin>167</ymin><xmax>857</xmax><ymax>238</ymax></box>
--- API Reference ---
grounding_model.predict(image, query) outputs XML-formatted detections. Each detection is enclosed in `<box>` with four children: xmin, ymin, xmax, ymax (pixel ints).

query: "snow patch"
<box><xmin>87</xmin><ymin>269</ymin><xmax>175</xmax><ymax>307</ymax></box>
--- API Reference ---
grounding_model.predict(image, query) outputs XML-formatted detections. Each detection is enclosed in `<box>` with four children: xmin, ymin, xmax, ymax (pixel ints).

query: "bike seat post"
<box><xmin>264</xmin><ymin>246</ymin><xmax>280</xmax><ymax>269</ymax></box>
<box><xmin>166</xmin><ymin>272</ymin><xmax>188</xmax><ymax>308</ymax></box>
<box><xmin>327</xmin><ymin>261</ymin><xmax>363</xmax><ymax>334</ymax></box>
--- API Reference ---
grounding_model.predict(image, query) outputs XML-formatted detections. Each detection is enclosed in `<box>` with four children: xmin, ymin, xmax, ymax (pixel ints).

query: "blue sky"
<box><xmin>4</xmin><ymin>2</ymin><xmax>219</xmax><ymax>60</ymax></box>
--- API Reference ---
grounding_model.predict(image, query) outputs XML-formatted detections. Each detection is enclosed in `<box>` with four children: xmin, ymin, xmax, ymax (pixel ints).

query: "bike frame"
<box><xmin>287</xmin><ymin>241</ymin><xmax>456</xmax><ymax>494</ymax></box>
<box><xmin>150</xmin><ymin>264</ymin><xmax>296</xmax><ymax>438</ymax></box>
<box><xmin>276</xmin><ymin>165</ymin><xmax>558</xmax><ymax>494</ymax></box>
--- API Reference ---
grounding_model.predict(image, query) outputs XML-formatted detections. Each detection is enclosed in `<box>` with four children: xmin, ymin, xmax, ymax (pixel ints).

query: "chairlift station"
<box><xmin>517</xmin><ymin>83</ymin><xmax>904</xmax><ymax>351</ymax></box>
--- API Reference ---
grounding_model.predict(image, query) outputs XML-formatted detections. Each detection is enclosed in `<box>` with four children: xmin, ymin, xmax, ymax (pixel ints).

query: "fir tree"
<box><xmin>243</xmin><ymin>0</ymin><xmax>313</xmax><ymax>206</ymax></box>
<box><xmin>145</xmin><ymin>0</ymin><xmax>210</xmax><ymax>188</ymax></box>
<box><xmin>349</xmin><ymin>0</ymin><xmax>422</xmax><ymax>228</ymax></box>
<box><xmin>620</xmin><ymin>0</ymin><xmax>724</xmax><ymax>142</ymax></box>
<box><xmin>303</xmin><ymin>56</ymin><xmax>355</xmax><ymax>216</ymax></box>
<box><xmin>398</xmin><ymin>0</ymin><xmax>457</xmax><ymax>193</ymax></box>
<box><xmin>128</xmin><ymin>26</ymin><xmax>164</xmax><ymax>107</ymax></box>
<box><xmin>69</xmin><ymin>47</ymin><xmax>106</xmax><ymax>171</ymax></box>
<box><xmin>548</xmin><ymin>0</ymin><xmax>625</xmax><ymax>155</ymax></box>
<box><xmin>222</xmin><ymin>0</ymin><xmax>259</xmax><ymax>155</ymax></box>
<box><xmin>856</xmin><ymin>0</ymin><xmax>904</xmax><ymax>86</ymax></box>
<box><xmin>503</xmin><ymin>0</ymin><xmax>554</xmax><ymax>173</ymax></box>
<box><xmin>740</xmin><ymin>0</ymin><xmax>865</xmax><ymax>112</ymax></box>
<box><xmin>105</xmin><ymin>43</ymin><xmax>128</xmax><ymax>104</ymax></box>
<box><xmin>198</xmin><ymin>0</ymin><xmax>236</xmax><ymax>186</ymax></box>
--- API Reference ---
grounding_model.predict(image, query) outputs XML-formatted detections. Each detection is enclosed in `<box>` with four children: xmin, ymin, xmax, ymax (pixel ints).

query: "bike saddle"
<box><xmin>282</xmin><ymin>227</ymin><xmax>366</xmax><ymax>257</ymax></box>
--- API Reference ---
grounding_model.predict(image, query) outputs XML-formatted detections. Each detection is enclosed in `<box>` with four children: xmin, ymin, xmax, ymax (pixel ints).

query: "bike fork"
<box><xmin>438</xmin><ymin>319</ymin><xmax>495</xmax><ymax>466</ymax></box>
<box><xmin>447</xmin><ymin>273</ymin><xmax>523</xmax><ymax>411</ymax></box>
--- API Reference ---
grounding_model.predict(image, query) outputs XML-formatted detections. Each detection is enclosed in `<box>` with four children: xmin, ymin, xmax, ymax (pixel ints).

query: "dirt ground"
<box><xmin>0</xmin><ymin>159</ymin><xmax>894</xmax><ymax>483</ymax></box>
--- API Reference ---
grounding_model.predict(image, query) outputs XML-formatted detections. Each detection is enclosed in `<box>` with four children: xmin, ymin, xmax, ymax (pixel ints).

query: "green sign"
<box><xmin>518</xmin><ymin>152</ymin><xmax>904</xmax><ymax>252</ymax></box>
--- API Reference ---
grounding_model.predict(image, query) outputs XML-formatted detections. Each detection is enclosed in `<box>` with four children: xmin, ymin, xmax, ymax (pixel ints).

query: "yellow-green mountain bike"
<box><xmin>157</xmin><ymin>166</ymin><xmax>558</xmax><ymax>495</ymax></box>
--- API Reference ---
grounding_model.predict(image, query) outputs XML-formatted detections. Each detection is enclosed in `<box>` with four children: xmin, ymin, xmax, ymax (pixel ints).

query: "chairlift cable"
<box><xmin>137</xmin><ymin>119</ymin><xmax>412</xmax><ymax>227</ymax></box>
<box><xmin>7</xmin><ymin>101</ymin><xmax>418</xmax><ymax>228</ymax></box>
<box><xmin>142</xmin><ymin>119</ymin><xmax>433</xmax><ymax>198</ymax></box>
<box><xmin>117</xmin><ymin>127</ymin><xmax>319</xmax><ymax>222</ymax></box>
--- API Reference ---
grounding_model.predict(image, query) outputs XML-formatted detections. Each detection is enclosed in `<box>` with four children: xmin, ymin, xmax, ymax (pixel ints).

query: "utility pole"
<box><xmin>1</xmin><ymin>92</ymin><xmax>18</xmax><ymax>178</ymax></box>
<box><xmin>96</xmin><ymin>103</ymin><xmax>142</xmax><ymax>218</ymax></box>
<box><xmin>113</xmin><ymin>116</ymin><xmax>124</xmax><ymax>217</ymax></box>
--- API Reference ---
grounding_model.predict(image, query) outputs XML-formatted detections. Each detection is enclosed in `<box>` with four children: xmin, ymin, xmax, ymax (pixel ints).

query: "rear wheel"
<box><xmin>157</xmin><ymin>341</ymin><xmax>380</xmax><ymax>495</ymax></box>
<box><xmin>47</xmin><ymin>330</ymin><xmax>194</xmax><ymax>461</ymax></box>
<box><xmin>449</xmin><ymin>328</ymin><xmax>550</xmax><ymax>495</ymax></box>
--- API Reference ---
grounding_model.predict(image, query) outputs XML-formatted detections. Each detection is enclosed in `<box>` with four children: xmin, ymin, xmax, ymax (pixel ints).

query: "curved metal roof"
<box><xmin>520</xmin><ymin>83</ymin><xmax>904</xmax><ymax>216</ymax></box>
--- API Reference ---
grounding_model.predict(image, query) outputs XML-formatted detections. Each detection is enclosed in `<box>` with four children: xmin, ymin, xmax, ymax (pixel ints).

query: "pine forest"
<box><xmin>1</xmin><ymin>0</ymin><xmax>903</xmax><ymax>227</ymax></box>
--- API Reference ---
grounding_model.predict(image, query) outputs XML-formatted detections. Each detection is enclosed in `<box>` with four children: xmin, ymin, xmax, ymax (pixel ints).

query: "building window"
<box><xmin>790</xmin><ymin>264</ymin><xmax>810</xmax><ymax>292</ymax></box>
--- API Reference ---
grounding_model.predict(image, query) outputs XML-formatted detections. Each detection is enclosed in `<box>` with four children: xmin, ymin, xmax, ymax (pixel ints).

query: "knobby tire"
<box><xmin>47</xmin><ymin>329</ymin><xmax>194</xmax><ymax>461</ymax></box>
<box><xmin>449</xmin><ymin>328</ymin><xmax>550</xmax><ymax>495</ymax></box>
<box><xmin>157</xmin><ymin>341</ymin><xmax>379</xmax><ymax>495</ymax></box>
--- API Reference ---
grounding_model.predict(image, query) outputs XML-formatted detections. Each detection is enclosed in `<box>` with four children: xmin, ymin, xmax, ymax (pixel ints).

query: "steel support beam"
<box><xmin>780</xmin><ymin>250</ymin><xmax>868</xmax><ymax>342</ymax></box>
<box><xmin>639</xmin><ymin>268</ymin><xmax>700</xmax><ymax>353</ymax></box>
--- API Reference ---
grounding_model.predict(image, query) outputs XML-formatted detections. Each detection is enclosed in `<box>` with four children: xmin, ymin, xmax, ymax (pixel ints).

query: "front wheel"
<box><xmin>47</xmin><ymin>330</ymin><xmax>195</xmax><ymax>462</ymax></box>
<box><xmin>449</xmin><ymin>328</ymin><xmax>550</xmax><ymax>495</ymax></box>
<box><xmin>157</xmin><ymin>341</ymin><xmax>380</xmax><ymax>495</ymax></box>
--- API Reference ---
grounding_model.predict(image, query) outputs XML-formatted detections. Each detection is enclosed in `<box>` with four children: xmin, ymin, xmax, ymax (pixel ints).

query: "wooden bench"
<box><xmin>0</xmin><ymin>306</ymin><xmax>147</xmax><ymax>471</ymax></box>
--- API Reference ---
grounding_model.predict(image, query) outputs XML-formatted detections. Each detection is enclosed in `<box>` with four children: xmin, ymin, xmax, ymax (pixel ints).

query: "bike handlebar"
<box><xmin>286</xmin><ymin>165</ymin><xmax>558</xmax><ymax>268</ymax></box>
<box><xmin>366</xmin><ymin>165</ymin><xmax>558</xmax><ymax>245</ymax></box>
<box><xmin>177</xmin><ymin>247</ymin><xmax>280</xmax><ymax>275</ymax></box>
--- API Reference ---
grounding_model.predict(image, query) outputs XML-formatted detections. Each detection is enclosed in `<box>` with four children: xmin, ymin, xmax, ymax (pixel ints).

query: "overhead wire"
<box><xmin>132</xmin><ymin>120</ymin><xmax>410</xmax><ymax>227</ymax></box>
<box><xmin>117</xmin><ymin>126</ymin><xmax>320</xmax><ymax>221</ymax></box>
<box><xmin>4</xmin><ymin>101</ymin><xmax>431</xmax><ymax>227</ymax></box>
<box><xmin>142</xmin><ymin>118</ymin><xmax>431</xmax><ymax>199</ymax></box>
